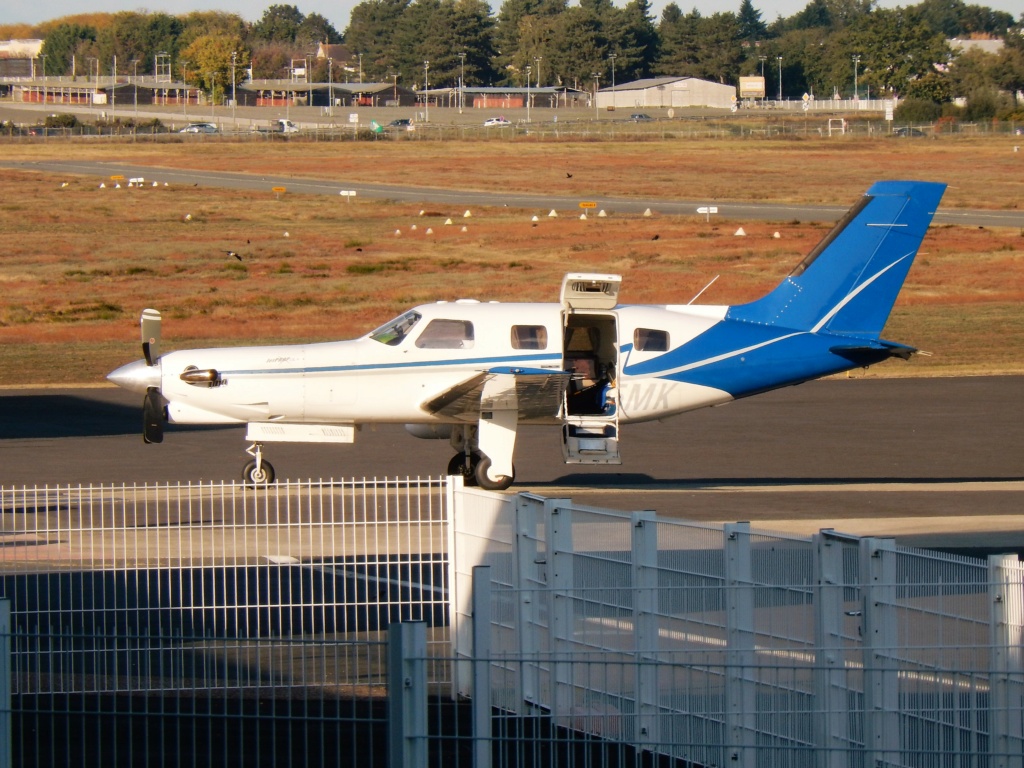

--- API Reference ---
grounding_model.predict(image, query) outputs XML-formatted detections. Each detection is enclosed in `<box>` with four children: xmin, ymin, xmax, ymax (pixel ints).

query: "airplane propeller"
<box><xmin>143</xmin><ymin>387</ymin><xmax>165</xmax><ymax>444</ymax></box>
<box><xmin>139</xmin><ymin>309</ymin><xmax>166</xmax><ymax>443</ymax></box>
<box><xmin>141</xmin><ymin>308</ymin><xmax>161</xmax><ymax>366</ymax></box>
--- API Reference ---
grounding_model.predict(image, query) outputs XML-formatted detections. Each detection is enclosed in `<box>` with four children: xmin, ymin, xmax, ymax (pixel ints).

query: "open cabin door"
<box><xmin>559</xmin><ymin>274</ymin><xmax>622</xmax><ymax>465</ymax></box>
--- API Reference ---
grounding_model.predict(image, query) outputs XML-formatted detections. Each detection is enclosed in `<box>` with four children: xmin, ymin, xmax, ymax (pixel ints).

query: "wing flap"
<box><xmin>423</xmin><ymin>367</ymin><xmax>572</xmax><ymax>421</ymax></box>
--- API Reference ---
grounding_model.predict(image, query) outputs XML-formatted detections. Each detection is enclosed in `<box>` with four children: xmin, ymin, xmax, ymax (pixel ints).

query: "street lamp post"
<box><xmin>88</xmin><ymin>57</ymin><xmax>97</xmax><ymax>109</ymax></box>
<box><xmin>112</xmin><ymin>55</ymin><xmax>117</xmax><ymax>115</ymax></box>
<box><xmin>358</xmin><ymin>53</ymin><xmax>363</xmax><ymax>84</ymax></box>
<box><xmin>231</xmin><ymin>51</ymin><xmax>237</xmax><ymax>123</ymax></box>
<box><xmin>458</xmin><ymin>52</ymin><xmax>466</xmax><ymax>113</ymax></box>
<box><xmin>423</xmin><ymin>60</ymin><xmax>429</xmax><ymax>122</ymax></box>
<box><xmin>525</xmin><ymin>65</ymin><xmax>531</xmax><ymax>122</ymax></box>
<box><xmin>593</xmin><ymin>72</ymin><xmax>600</xmax><ymax>120</ymax></box>
<box><xmin>852</xmin><ymin>54</ymin><xmax>860</xmax><ymax>100</ymax></box>
<box><xmin>608</xmin><ymin>53</ymin><xmax>616</xmax><ymax>111</ymax></box>
<box><xmin>534</xmin><ymin>56</ymin><xmax>542</xmax><ymax>88</ymax></box>
<box><xmin>777</xmin><ymin>56</ymin><xmax>783</xmax><ymax>101</ymax></box>
<box><xmin>39</xmin><ymin>54</ymin><xmax>45</xmax><ymax>104</ymax></box>
<box><xmin>132</xmin><ymin>59</ymin><xmax>139</xmax><ymax>118</ymax></box>
<box><xmin>328</xmin><ymin>57</ymin><xmax>334</xmax><ymax>117</ymax></box>
<box><xmin>182</xmin><ymin>60</ymin><xmax>189</xmax><ymax>119</ymax></box>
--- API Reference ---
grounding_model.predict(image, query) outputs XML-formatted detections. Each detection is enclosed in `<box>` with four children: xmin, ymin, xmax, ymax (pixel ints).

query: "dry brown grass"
<box><xmin>0</xmin><ymin>136</ymin><xmax>1021</xmax><ymax>386</ymax></box>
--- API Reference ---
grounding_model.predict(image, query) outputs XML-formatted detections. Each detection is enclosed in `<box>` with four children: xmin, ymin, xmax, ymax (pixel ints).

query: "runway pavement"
<box><xmin>2</xmin><ymin>376</ymin><xmax>1021</xmax><ymax>555</ymax></box>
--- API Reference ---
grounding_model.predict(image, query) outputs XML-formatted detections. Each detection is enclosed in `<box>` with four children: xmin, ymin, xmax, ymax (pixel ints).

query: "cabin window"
<box><xmin>369</xmin><ymin>310</ymin><xmax>421</xmax><ymax>346</ymax></box>
<box><xmin>511</xmin><ymin>325</ymin><xmax>548</xmax><ymax>350</ymax></box>
<box><xmin>415</xmin><ymin>319</ymin><xmax>475</xmax><ymax>349</ymax></box>
<box><xmin>634</xmin><ymin>328</ymin><xmax>669</xmax><ymax>352</ymax></box>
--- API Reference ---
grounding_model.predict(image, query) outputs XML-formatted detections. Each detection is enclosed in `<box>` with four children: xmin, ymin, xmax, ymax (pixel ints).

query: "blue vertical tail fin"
<box><xmin>728</xmin><ymin>180</ymin><xmax>946</xmax><ymax>338</ymax></box>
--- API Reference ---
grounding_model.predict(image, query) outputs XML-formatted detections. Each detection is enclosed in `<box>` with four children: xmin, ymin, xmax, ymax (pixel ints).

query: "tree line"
<box><xmin>15</xmin><ymin>0</ymin><xmax>1024</xmax><ymax>116</ymax></box>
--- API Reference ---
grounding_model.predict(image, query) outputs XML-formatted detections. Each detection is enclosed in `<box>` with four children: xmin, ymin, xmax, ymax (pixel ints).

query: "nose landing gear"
<box><xmin>243</xmin><ymin>442</ymin><xmax>276</xmax><ymax>485</ymax></box>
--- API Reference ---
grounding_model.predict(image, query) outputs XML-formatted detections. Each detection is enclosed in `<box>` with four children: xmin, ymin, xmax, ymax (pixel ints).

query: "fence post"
<box><xmin>0</xmin><ymin>600</ymin><xmax>10</xmax><ymax>768</ymax></box>
<box><xmin>814</xmin><ymin>531</ymin><xmax>855</xmax><ymax>767</ymax></box>
<box><xmin>547</xmin><ymin>503</ymin><xmax>575</xmax><ymax>724</ymax></box>
<box><xmin>472</xmin><ymin>566</ymin><xmax>493</xmax><ymax>768</ymax></box>
<box><xmin>631</xmin><ymin>511</ymin><xmax>659</xmax><ymax>751</ymax></box>
<box><xmin>513</xmin><ymin>494</ymin><xmax>538</xmax><ymax>711</ymax></box>
<box><xmin>388</xmin><ymin>621</ymin><xmax>427</xmax><ymax>768</ymax></box>
<box><xmin>723</xmin><ymin>522</ymin><xmax>756</xmax><ymax>766</ymax></box>
<box><xmin>860</xmin><ymin>537</ymin><xmax>899</xmax><ymax>766</ymax></box>
<box><xmin>988</xmin><ymin>554</ymin><xmax>1024</xmax><ymax>768</ymax></box>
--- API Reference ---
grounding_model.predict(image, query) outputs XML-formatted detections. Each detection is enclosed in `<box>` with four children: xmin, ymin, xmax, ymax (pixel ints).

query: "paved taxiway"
<box><xmin>4</xmin><ymin>159</ymin><xmax>1024</xmax><ymax>229</ymax></box>
<box><xmin>2</xmin><ymin>376</ymin><xmax>1021</xmax><ymax>556</ymax></box>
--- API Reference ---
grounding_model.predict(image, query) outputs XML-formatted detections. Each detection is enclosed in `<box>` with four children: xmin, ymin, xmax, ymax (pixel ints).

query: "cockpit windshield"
<box><xmin>369</xmin><ymin>310</ymin><xmax>422</xmax><ymax>346</ymax></box>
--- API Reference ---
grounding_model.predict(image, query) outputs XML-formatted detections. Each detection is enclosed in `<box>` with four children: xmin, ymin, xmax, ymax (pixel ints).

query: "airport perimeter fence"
<box><xmin>1</xmin><ymin>476</ymin><xmax>1023</xmax><ymax>767</ymax></box>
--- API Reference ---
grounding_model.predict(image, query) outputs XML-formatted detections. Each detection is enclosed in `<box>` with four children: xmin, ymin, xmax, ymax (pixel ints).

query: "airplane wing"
<box><xmin>422</xmin><ymin>367</ymin><xmax>572</xmax><ymax>421</ymax></box>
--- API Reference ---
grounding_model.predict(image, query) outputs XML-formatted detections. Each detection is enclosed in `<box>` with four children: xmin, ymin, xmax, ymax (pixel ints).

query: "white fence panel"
<box><xmin>450</xmin><ymin>487</ymin><xmax>1024</xmax><ymax>767</ymax></box>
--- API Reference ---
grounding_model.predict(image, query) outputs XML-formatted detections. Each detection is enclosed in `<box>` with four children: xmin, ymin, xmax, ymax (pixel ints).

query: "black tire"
<box><xmin>474</xmin><ymin>456</ymin><xmax>514</xmax><ymax>491</ymax></box>
<box><xmin>448</xmin><ymin>452</ymin><xmax>481</xmax><ymax>486</ymax></box>
<box><xmin>242</xmin><ymin>459</ymin><xmax>275</xmax><ymax>485</ymax></box>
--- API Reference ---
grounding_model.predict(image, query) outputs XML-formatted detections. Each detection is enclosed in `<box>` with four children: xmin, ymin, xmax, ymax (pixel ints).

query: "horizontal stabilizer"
<box><xmin>830</xmin><ymin>340</ymin><xmax>918</xmax><ymax>366</ymax></box>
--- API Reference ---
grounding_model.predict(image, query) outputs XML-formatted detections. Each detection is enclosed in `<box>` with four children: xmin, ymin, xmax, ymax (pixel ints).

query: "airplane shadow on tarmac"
<box><xmin>0</xmin><ymin>393</ymin><xmax>229</xmax><ymax>440</ymax></box>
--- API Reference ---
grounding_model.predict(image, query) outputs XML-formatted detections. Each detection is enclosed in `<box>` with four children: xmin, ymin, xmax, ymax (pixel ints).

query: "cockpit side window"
<box><xmin>634</xmin><ymin>328</ymin><xmax>669</xmax><ymax>352</ymax></box>
<box><xmin>415</xmin><ymin>319</ymin><xmax>475</xmax><ymax>349</ymax></box>
<box><xmin>370</xmin><ymin>311</ymin><xmax>422</xmax><ymax>346</ymax></box>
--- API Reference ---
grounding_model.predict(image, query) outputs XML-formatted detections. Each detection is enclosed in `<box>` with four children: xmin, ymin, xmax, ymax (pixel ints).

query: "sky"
<box><xmin>5</xmin><ymin>0</ymin><xmax>1021</xmax><ymax>33</ymax></box>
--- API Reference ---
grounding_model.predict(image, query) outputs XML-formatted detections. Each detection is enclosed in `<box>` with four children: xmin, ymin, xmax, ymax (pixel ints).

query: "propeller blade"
<box><xmin>143</xmin><ymin>387</ymin><xmax>165</xmax><ymax>444</ymax></box>
<box><xmin>141</xmin><ymin>308</ymin><xmax>161</xmax><ymax>366</ymax></box>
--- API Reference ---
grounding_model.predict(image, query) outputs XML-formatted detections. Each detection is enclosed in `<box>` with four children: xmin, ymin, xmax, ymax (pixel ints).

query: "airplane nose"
<box><xmin>107</xmin><ymin>359</ymin><xmax>161</xmax><ymax>394</ymax></box>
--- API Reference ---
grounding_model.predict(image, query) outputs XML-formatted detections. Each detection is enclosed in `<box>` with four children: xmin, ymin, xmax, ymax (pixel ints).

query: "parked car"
<box><xmin>630</xmin><ymin>113</ymin><xmax>653</xmax><ymax>122</ymax></box>
<box><xmin>892</xmin><ymin>126</ymin><xmax>925</xmax><ymax>137</ymax></box>
<box><xmin>483</xmin><ymin>116</ymin><xmax>511</xmax><ymax>127</ymax></box>
<box><xmin>388</xmin><ymin>118</ymin><xmax>413</xmax><ymax>129</ymax></box>
<box><xmin>179</xmin><ymin>122</ymin><xmax>218</xmax><ymax>134</ymax></box>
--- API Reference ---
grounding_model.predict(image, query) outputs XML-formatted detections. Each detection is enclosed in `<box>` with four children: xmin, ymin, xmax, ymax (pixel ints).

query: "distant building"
<box><xmin>0</xmin><ymin>39</ymin><xmax>43</xmax><ymax>79</ymax></box>
<box><xmin>597</xmin><ymin>76</ymin><xmax>737</xmax><ymax>110</ymax></box>
<box><xmin>949</xmin><ymin>37</ymin><xmax>1004</xmax><ymax>55</ymax></box>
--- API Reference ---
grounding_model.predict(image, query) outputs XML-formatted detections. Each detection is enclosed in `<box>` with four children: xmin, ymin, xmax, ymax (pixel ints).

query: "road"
<box><xmin>3</xmin><ymin>158</ymin><xmax>1023</xmax><ymax>228</ymax></box>
<box><xmin>2</xmin><ymin>376</ymin><xmax>1022</xmax><ymax>555</ymax></box>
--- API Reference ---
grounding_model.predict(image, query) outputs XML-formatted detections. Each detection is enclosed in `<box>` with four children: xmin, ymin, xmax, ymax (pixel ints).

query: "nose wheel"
<box><xmin>243</xmin><ymin>442</ymin><xmax>276</xmax><ymax>485</ymax></box>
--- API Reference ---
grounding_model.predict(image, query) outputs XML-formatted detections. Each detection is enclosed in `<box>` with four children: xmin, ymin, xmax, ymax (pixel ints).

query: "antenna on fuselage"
<box><xmin>687</xmin><ymin>275</ymin><xmax>720</xmax><ymax>305</ymax></box>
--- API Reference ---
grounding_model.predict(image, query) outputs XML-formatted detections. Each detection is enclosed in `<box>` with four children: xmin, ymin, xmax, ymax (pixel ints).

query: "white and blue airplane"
<box><xmin>107</xmin><ymin>180</ymin><xmax>946</xmax><ymax>489</ymax></box>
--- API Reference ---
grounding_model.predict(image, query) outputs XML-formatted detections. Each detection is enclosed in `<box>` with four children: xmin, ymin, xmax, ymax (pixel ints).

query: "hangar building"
<box><xmin>597</xmin><ymin>76</ymin><xmax>736</xmax><ymax>110</ymax></box>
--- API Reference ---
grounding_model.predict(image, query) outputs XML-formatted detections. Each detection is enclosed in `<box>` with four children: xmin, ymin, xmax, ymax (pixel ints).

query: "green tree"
<box><xmin>142</xmin><ymin>13</ymin><xmax>184</xmax><ymax>75</ymax></box>
<box><xmin>655</xmin><ymin>7</ymin><xmax>703</xmax><ymax>77</ymax></box>
<box><xmin>737</xmin><ymin>0</ymin><xmax>768</xmax><ymax>42</ymax></box>
<box><xmin>296</xmin><ymin>13</ymin><xmax>342</xmax><ymax>48</ymax></box>
<box><xmin>40</xmin><ymin>23</ymin><xmax>97</xmax><ymax>77</ymax></box>
<box><xmin>608</xmin><ymin>0</ymin><xmax>659</xmax><ymax>82</ymax></box>
<box><xmin>344</xmin><ymin>0</ymin><xmax>412</xmax><ymax>81</ymax></box>
<box><xmin>846</xmin><ymin>8</ymin><xmax>950</xmax><ymax>97</ymax></box>
<box><xmin>253</xmin><ymin>4</ymin><xmax>305</xmax><ymax>44</ymax></box>
<box><xmin>493</xmin><ymin>0</ymin><xmax>566</xmax><ymax>86</ymax></box>
<box><xmin>692</xmin><ymin>13</ymin><xmax>744</xmax><ymax>84</ymax></box>
<box><xmin>452</xmin><ymin>0</ymin><xmax>499</xmax><ymax>85</ymax></box>
<box><xmin>546</xmin><ymin>4</ymin><xmax>608</xmax><ymax>90</ymax></box>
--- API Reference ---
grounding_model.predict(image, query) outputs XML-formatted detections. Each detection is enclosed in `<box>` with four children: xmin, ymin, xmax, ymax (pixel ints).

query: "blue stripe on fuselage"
<box><xmin>220</xmin><ymin>351</ymin><xmax>563</xmax><ymax>378</ymax></box>
<box><xmin>622</xmin><ymin>321</ymin><xmax>857</xmax><ymax>397</ymax></box>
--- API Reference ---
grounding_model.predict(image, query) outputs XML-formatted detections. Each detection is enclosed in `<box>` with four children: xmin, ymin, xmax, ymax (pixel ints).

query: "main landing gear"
<box><xmin>447</xmin><ymin>425</ymin><xmax>515</xmax><ymax>491</ymax></box>
<box><xmin>447</xmin><ymin>451</ymin><xmax>515</xmax><ymax>491</ymax></box>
